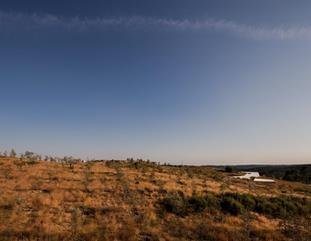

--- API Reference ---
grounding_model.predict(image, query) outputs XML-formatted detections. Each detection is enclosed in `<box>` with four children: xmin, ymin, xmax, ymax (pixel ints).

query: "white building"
<box><xmin>234</xmin><ymin>172</ymin><xmax>260</xmax><ymax>180</ymax></box>
<box><xmin>233</xmin><ymin>171</ymin><xmax>275</xmax><ymax>183</ymax></box>
<box><xmin>254</xmin><ymin>178</ymin><xmax>275</xmax><ymax>183</ymax></box>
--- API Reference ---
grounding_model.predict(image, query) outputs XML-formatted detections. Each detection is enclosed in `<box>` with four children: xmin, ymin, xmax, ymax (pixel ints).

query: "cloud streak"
<box><xmin>1</xmin><ymin>11</ymin><xmax>311</xmax><ymax>40</ymax></box>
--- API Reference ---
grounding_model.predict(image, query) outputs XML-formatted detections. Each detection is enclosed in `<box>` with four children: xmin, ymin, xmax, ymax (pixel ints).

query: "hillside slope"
<box><xmin>0</xmin><ymin>157</ymin><xmax>310</xmax><ymax>241</ymax></box>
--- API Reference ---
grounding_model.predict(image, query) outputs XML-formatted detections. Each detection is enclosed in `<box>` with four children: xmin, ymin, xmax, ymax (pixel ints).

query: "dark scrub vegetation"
<box><xmin>159</xmin><ymin>192</ymin><xmax>311</xmax><ymax>218</ymax></box>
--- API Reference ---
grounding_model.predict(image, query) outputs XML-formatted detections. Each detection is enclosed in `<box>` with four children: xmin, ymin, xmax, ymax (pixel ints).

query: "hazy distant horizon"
<box><xmin>1</xmin><ymin>148</ymin><xmax>311</xmax><ymax>166</ymax></box>
<box><xmin>1</xmin><ymin>0</ymin><xmax>311</xmax><ymax>164</ymax></box>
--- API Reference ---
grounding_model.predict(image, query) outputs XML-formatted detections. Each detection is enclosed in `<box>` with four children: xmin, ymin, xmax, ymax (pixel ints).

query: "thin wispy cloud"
<box><xmin>0</xmin><ymin>11</ymin><xmax>311</xmax><ymax>40</ymax></box>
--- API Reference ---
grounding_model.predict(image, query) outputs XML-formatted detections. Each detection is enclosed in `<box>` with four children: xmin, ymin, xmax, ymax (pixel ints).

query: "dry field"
<box><xmin>0</xmin><ymin>157</ymin><xmax>310</xmax><ymax>241</ymax></box>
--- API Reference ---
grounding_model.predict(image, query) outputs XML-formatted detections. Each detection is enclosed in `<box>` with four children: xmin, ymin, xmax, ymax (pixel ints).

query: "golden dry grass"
<box><xmin>0</xmin><ymin>157</ymin><xmax>310</xmax><ymax>240</ymax></box>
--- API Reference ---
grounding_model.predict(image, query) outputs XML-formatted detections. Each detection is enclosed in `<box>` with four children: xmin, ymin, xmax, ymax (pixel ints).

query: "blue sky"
<box><xmin>1</xmin><ymin>0</ymin><xmax>311</xmax><ymax>164</ymax></box>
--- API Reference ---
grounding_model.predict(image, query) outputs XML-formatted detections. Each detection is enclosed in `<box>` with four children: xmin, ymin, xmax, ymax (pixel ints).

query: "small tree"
<box><xmin>225</xmin><ymin>166</ymin><xmax>234</xmax><ymax>173</ymax></box>
<box><xmin>24</xmin><ymin>151</ymin><xmax>34</xmax><ymax>159</ymax></box>
<box><xmin>10</xmin><ymin>149</ymin><xmax>17</xmax><ymax>157</ymax></box>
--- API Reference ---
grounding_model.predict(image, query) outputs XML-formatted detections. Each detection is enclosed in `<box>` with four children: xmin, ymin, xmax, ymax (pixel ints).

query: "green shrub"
<box><xmin>27</xmin><ymin>159</ymin><xmax>39</xmax><ymax>165</ymax></box>
<box><xmin>159</xmin><ymin>193</ymin><xmax>188</xmax><ymax>217</ymax></box>
<box><xmin>237</xmin><ymin>194</ymin><xmax>256</xmax><ymax>210</ymax></box>
<box><xmin>222</xmin><ymin>193</ymin><xmax>256</xmax><ymax>211</ymax></box>
<box><xmin>159</xmin><ymin>192</ymin><xmax>311</xmax><ymax>218</ymax></box>
<box><xmin>220</xmin><ymin>196</ymin><xmax>244</xmax><ymax>215</ymax></box>
<box><xmin>188</xmin><ymin>195</ymin><xmax>209</xmax><ymax>212</ymax></box>
<box><xmin>225</xmin><ymin>166</ymin><xmax>234</xmax><ymax>173</ymax></box>
<box><xmin>160</xmin><ymin>192</ymin><xmax>221</xmax><ymax>216</ymax></box>
<box><xmin>252</xmin><ymin>196</ymin><xmax>311</xmax><ymax>218</ymax></box>
<box><xmin>203</xmin><ymin>193</ymin><xmax>220</xmax><ymax>211</ymax></box>
<box><xmin>255</xmin><ymin>197</ymin><xmax>278</xmax><ymax>216</ymax></box>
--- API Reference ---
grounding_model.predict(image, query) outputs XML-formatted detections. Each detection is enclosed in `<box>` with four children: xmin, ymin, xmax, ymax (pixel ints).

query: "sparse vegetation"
<box><xmin>0</xmin><ymin>156</ymin><xmax>310</xmax><ymax>240</ymax></box>
<box><xmin>160</xmin><ymin>191</ymin><xmax>311</xmax><ymax>219</ymax></box>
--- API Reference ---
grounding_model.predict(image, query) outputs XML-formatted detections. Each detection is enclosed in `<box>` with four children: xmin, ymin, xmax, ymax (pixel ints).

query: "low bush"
<box><xmin>159</xmin><ymin>192</ymin><xmax>311</xmax><ymax>218</ymax></box>
<box><xmin>222</xmin><ymin>193</ymin><xmax>256</xmax><ymax>211</ymax></box>
<box><xmin>225</xmin><ymin>166</ymin><xmax>234</xmax><ymax>173</ymax></box>
<box><xmin>159</xmin><ymin>193</ymin><xmax>188</xmax><ymax>217</ymax></box>
<box><xmin>256</xmin><ymin>196</ymin><xmax>311</xmax><ymax>218</ymax></box>
<box><xmin>255</xmin><ymin>197</ymin><xmax>277</xmax><ymax>216</ymax></box>
<box><xmin>159</xmin><ymin>192</ymin><xmax>221</xmax><ymax>216</ymax></box>
<box><xmin>188</xmin><ymin>195</ymin><xmax>209</xmax><ymax>212</ymax></box>
<box><xmin>220</xmin><ymin>196</ymin><xmax>245</xmax><ymax>215</ymax></box>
